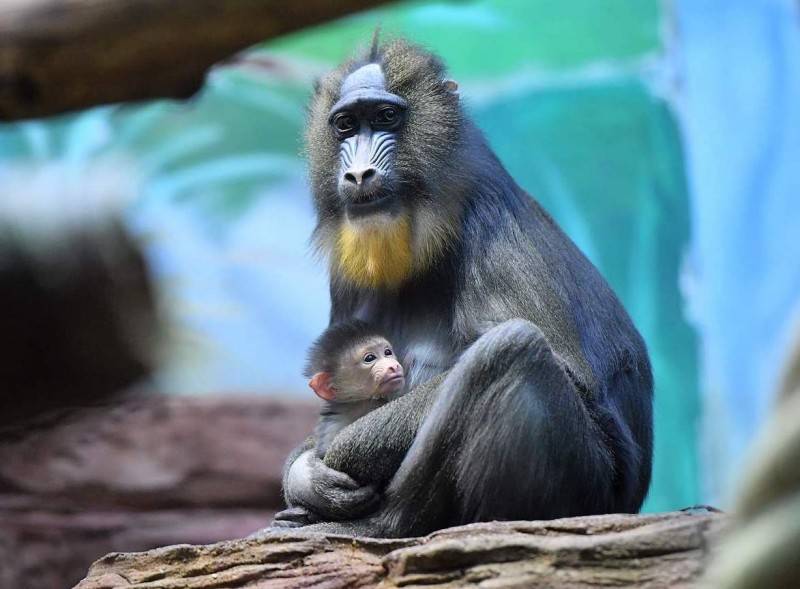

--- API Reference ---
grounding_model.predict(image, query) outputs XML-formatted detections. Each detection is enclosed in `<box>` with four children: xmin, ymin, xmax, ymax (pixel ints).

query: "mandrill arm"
<box><xmin>275</xmin><ymin>439</ymin><xmax>379</xmax><ymax>526</ymax></box>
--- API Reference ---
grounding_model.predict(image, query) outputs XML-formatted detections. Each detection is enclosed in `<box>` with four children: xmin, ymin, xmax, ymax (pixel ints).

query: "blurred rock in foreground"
<box><xmin>0</xmin><ymin>395</ymin><xmax>318</xmax><ymax>589</ymax></box>
<box><xmin>0</xmin><ymin>179</ymin><xmax>160</xmax><ymax>434</ymax></box>
<box><xmin>704</xmin><ymin>320</ymin><xmax>800</xmax><ymax>589</ymax></box>
<box><xmin>74</xmin><ymin>510</ymin><xmax>725</xmax><ymax>589</ymax></box>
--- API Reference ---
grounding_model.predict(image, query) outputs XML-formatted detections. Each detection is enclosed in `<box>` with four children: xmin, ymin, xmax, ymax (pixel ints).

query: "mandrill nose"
<box><xmin>344</xmin><ymin>166</ymin><xmax>377</xmax><ymax>187</ymax></box>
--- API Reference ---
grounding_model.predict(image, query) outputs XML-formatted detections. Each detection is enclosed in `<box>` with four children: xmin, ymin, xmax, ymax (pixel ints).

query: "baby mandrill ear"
<box><xmin>309</xmin><ymin>372</ymin><xmax>336</xmax><ymax>400</ymax></box>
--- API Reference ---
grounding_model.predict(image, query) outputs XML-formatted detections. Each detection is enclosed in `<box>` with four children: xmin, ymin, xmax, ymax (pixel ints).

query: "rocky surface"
<box><xmin>75</xmin><ymin>510</ymin><xmax>725</xmax><ymax>589</ymax></box>
<box><xmin>0</xmin><ymin>395</ymin><xmax>318</xmax><ymax>589</ymax></box>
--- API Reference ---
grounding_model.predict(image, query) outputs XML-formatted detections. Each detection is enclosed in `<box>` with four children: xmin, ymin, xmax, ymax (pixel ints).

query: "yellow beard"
<box><xmin>335</xmin><ymin>217</ymin><xmax>413</xmax><ymax>289</ymax></box>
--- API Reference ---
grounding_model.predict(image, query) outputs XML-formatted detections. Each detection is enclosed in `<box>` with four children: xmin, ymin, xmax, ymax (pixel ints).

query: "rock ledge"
<box><xmin>75</xmin><ymin>510</ymin><xmax>724</xmax><ymax>588</ymax></box>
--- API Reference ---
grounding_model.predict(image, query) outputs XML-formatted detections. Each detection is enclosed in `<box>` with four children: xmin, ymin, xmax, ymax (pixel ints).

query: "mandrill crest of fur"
<box><xmin>306</xmin><ymin>39</ymin><xmax>465</xmax><ymax>291</ymax></box>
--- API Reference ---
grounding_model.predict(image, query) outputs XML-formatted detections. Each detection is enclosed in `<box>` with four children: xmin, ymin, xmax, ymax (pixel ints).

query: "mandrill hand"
<box><xmin>309</xmin><ymin>457</ymin><xmax>380</xmax><ymax>520</ymax></box>
<box><xmin>284</xmin><ymin>450</ymin><xmax>380</xmax><ymax>522</ymax></box>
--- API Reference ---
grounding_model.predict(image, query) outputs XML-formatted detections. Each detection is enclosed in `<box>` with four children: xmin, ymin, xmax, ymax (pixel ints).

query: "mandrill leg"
<box><xmin>380</xmin><ymin>319</ymin><xmax>619</xmax><ymax>536</ymax></box>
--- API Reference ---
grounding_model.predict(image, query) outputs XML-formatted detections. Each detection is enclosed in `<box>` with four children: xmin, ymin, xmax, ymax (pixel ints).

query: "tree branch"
<box><xmin>0</xmin><ymin>0</ymin><xmax>392</xmax><ymax>121</ymax></box>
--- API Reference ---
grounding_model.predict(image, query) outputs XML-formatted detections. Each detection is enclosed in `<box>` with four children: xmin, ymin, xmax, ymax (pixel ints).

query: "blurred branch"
<box><xmin>0</xmin><ymin>0</ymin><xmax>392</xmax><ymax>121</ymax></box>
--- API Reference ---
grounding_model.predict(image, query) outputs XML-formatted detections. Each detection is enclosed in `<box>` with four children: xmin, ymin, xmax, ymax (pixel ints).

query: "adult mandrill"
<box><xmin>276</xmin><ymin>38</ymin><xmax>653</xmax><ymax>537</ymax></box>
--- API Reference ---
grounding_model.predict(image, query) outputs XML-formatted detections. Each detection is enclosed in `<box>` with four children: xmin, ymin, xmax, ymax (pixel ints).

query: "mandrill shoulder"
<box><xmin>452</xmin><ymin>185</ymin><xmax>602</xmax><ymax>392</ymax></box>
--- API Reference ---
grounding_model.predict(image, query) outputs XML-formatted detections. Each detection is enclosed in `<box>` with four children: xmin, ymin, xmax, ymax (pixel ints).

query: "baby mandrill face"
<box><xmin>307</xmin><ymin>336</ymin><xmax>405</xmax><ymax>402</ymax></box>
<box><xmin>335</xmin><ymin>336</ymin><xmax>405</xmax><ymax>401</ymax></box>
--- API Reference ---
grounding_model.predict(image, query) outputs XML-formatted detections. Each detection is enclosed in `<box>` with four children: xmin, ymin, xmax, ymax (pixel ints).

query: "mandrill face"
<box><xmin>330</xmin><ymin>63</ymin><xmax>406</xmax><ymax>220</ymax></box>
<box><xmin>306</xmin><ymin>40</ymin><xmax>465</xmax><ymax>290</ymax></box>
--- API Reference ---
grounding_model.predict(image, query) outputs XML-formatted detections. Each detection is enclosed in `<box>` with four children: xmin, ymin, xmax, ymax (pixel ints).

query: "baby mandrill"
<box><xmin>306</xmin><ymin>320</ymin><xmax>405</xmax><ymax>458</ymax></box>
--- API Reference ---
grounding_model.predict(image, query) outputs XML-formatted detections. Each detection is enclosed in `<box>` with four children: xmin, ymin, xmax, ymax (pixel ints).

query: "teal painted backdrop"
<box><xmin>0</xmin><ymin>1</ymin><xmax>699</xmax><ymax>512</ymax></box>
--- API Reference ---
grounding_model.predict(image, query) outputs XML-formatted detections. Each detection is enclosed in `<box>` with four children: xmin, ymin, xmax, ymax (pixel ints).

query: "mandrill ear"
<box><xmin>443</xmin><ymin>79</ymin><xmax>459</xmax><ymax>94</ymax></box>
<box><xmin>309</xmin><ymin>372</ymin><xmax>336</xmax><ymax>400</ymax></box>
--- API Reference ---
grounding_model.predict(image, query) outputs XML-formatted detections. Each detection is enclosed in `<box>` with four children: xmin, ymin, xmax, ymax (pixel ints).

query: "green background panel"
<box><xmin>269</xmin><ymin>0</ymin><xmax>661</xmax><ymax>75</ymax></box>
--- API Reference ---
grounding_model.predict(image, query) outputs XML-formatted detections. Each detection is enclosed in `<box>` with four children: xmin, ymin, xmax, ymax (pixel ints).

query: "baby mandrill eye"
<box><xmin>384</xmin><ymin>348</ymin><xmax>393</xmax><ymax>356</ymax></box>
<box><xmin>363</xmin><ymin>353</ymin><xmax>377</xmax><ymax>363</ymax></box>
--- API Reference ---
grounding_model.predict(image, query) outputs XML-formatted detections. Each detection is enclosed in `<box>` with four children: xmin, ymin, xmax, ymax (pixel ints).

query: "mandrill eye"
<box><xmin>333</xmin><ymin>113</ymin><xmax>357</xmax><ymax>136</ymax></box>
<box><xmin>363</xmin><ymin>353</ymin><xmax>377</xmax><ymax>363</ymax></box>
<box><xmin>384</xmin><ymin>348</ymin><xmax>393</xmax><ymax>356</ymax></box>
<box><xmin>373</xmin><ymin>106</ymin><xmax>399</xmax><ymax>127</ymax></box>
